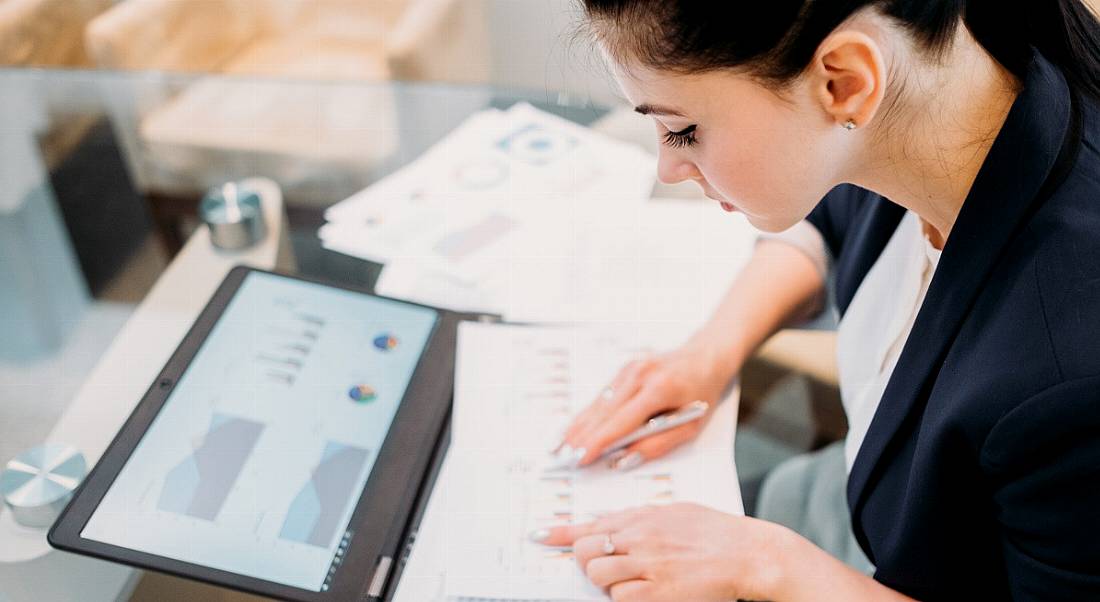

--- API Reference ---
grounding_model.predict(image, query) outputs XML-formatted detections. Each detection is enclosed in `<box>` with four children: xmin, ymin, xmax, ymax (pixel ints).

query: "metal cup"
<box><xmin>199</xmin><ymin>181</ymin><xmax>268</xmax><ymax>251</ymax></box>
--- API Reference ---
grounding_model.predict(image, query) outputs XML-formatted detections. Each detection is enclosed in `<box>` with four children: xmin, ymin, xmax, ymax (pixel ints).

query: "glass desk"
<box><xmin>0</xmin><ymin>67</ymin><xmax>823</xmax><ymax>602</ymax></box>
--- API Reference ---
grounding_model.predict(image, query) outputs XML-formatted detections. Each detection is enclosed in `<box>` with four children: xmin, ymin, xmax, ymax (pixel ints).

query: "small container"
<box><xmin>199</xmin><ymin>181</ymin><xmax>267</xmax><ymax>250</ymax></box>
<box><xmin>0</xmin><ymin>444</ymin><xmax>86</xmax><ymax>528</ymax></box>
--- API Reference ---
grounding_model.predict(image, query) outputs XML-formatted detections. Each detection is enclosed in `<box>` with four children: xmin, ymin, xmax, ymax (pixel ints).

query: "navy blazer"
<box><xmin>806</xmin><ymin>49</ymin><xmax>1100</xmax><ymax>600</ymax></box>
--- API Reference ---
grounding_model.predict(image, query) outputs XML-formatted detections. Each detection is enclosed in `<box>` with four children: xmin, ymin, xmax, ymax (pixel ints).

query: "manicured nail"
<box><xmin>605</xmin><ymin>449</ymin><xmax>628</xmax><ymax>468</ymax></box>
<box><xmin>528</xmin><ymin>528</ymin><xmax>550</xmax><ymax>543</ymax></box>
<box><xmin>571</xmin><ymin>446</ymin><xmax>587</xmax><ymax>467</ymax></box>
<box><xmin>557</xmin><ymin>445</ymin><xmax>578</xmax><ymax>463</ymax></box>
<box><xmin>612</xmin><ymin>451</ymin><xmax>643</xmax><ymax>471</ymax></box>
<box><xmin>550</xmin><ymin>443</ymin><xmax>572</xmax><ymax>456</ymax></box>
<box><xmin>544</xmin><ymin>445</ymin><xmax>583</xmax><ymax>471</ymax></box>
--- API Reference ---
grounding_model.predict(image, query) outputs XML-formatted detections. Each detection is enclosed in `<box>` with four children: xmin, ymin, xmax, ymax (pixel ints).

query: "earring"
<box><xmin>843</xmin><ymin>119</ymin><xmax>857</xmax><ymax>131</ymax></box>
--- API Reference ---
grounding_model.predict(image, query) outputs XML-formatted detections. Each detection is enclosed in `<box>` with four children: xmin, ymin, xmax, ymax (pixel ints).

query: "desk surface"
<box><xmin>0</xmin><ymin>71</ymin><xmax>784</xmax><ymax>602</ymax></box>
<box><xmin>0</xmin><ymin>69</ymin><xmax>610</xmax><ymax>476</ymax></box>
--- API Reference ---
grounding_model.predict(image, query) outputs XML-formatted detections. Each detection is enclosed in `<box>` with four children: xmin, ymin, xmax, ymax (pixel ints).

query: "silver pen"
<box><xmin>545</xmin><ymin>400</ymin><xmax>711</xmax><ymax>471</ymax></box>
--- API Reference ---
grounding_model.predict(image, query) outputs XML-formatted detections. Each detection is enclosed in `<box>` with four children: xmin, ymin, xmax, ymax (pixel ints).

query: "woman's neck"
<box><xmin>852</xmin><ymin>25</ymin><xmax>1021</xmax><ymax>249</ymax></box>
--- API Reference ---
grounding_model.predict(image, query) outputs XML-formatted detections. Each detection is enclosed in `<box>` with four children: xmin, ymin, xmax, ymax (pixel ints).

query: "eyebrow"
<box><xmin>634</xmin><ymin>103</ymin><xmax>686</xmax><ymax>117</ymax></box>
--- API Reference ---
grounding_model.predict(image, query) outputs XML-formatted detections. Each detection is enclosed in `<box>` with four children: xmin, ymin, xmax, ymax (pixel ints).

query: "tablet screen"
<box><xmin>80</xmin><ymin>271</ymin><xmax>438</xmax><ymax>592</ymax></box>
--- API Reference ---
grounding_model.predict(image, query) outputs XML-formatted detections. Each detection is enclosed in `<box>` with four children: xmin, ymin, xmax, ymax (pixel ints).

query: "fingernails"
<box><xmin>528</xmin><ymin>528</ymin><xmax>550</xmax><ymax>543</ymax></box>
<box><xmin>570</xmin><ymin>446</ymin><xmax>587</xmax><ymax>467</ymax></box>
<box><xmin>551</xmin><ymin>443</ymin><xmax>573</xmax><ymax>457</ymax></box>
<box><xmin>545</xmin><ymin>445</ymin><xmax>586</xmax><ymax>471</ymax></box>
<box><xmin>605</xmin><ymin>449</ymin><xmax>628</xmax><ymax>468</ymax></box>
<box><xmin>611</xmin><ymin>451</ymin><xmax>643</xmax><ymax>471</ymax></box>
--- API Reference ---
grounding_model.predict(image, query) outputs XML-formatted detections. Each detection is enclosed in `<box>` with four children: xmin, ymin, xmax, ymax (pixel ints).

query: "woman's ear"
<box><xmin>811</xmin><ymin>30</ymin><xmax>887</xmax><ymax>129</ymax></box>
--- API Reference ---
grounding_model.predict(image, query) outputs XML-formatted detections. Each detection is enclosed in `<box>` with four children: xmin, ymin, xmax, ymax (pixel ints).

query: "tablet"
<box><xmin>49</xmin><ymin>266</ymin><xmax>473</xmax><ymax>601</ymax></box>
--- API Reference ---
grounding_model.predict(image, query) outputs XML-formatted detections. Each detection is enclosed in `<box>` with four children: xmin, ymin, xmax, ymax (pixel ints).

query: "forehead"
<box><xmin>610</xmin><ymin>59</ymin><xmax>699</xmax><ymax>108</ymax></box>
<box><xmin>609</xmin><ymin>58</ymin><xmax>746</xmax><ymax>118</ymax></box>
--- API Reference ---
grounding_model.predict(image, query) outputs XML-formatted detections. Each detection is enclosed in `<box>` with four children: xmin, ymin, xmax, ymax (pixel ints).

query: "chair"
<box><xmin>0</xmin><ymin>0</ymin><xmax>110</xmax><ymax>67</ymax></box>
<box><xmin>85</xmin><ymin>0</ymin><xmax>489</xmax><ymax>83</ymax></box>
<box><xmin>742</xmin><ymin>329</ymin><xmax>847</xmax><ymax>449</ymax></box>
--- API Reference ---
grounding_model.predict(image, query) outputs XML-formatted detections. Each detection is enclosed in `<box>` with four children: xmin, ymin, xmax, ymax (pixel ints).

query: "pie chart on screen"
<box><xmin>348</xmin><ymin>385</ymin><xmax>377</xmax><ymax>403</ymax></box>
<box><xmin>373</xmin><ymin>333</ymin><xmax>398</xmax><ymax>351</ymax></box>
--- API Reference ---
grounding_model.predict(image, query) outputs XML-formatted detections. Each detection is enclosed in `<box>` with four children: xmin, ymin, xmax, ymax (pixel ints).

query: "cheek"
<box><xmin>700</xmin><ymin>122</ymin><xmax>837</xmax><ymax>231</ymax></box>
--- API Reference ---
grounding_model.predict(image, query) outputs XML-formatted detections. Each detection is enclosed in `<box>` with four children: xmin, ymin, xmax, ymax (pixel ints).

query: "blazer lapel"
<box><xmin>846</xmin><ymin>49</ymin><xmax>1076</xmax><ymax>538</ymax></box>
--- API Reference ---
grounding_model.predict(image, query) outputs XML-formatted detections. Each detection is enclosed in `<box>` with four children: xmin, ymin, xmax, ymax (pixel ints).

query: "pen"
<box><xmin>545</xmin><ymin>400</ymin><xmax>711</xmax><ymax>471</ymax></box>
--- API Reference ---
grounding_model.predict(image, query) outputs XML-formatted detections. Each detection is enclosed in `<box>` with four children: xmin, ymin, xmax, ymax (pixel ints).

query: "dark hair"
<box><xmin>582</xmin><ymin>0</ymin><xmax>1100</xmax><ymax>101</ymax></box>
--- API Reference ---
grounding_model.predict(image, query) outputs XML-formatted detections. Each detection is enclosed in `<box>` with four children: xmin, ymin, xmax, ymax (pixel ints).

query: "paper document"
<box><xmin>434</xmin><ymin>322</ymin><xmax>743</xmax><ymax>601</ymax></box>
<box><xmin>320</xmin><ymin>102</ymin><xmax>655</xmax><ymax>277</ymax></box>
<box><xmin>375</xmin><ymin>198</ymin><xmax>759</xmax><ymax>325</ymax></box>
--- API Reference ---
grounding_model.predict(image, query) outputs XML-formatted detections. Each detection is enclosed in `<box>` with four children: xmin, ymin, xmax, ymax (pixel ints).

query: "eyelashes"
<box><xmin>662</xmin><ymin>125</ymin><xmax>698</xmax><ymax>148</ymax></box>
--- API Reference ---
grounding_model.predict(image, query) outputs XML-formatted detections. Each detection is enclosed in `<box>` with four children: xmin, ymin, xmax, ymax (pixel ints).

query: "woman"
<box><xmin>533</xmin><ymin>1</ymin><xmax>1100</xmax><ymax>600</ymax></box>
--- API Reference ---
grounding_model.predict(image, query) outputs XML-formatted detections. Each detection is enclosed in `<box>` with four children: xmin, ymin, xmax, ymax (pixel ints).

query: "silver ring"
<box><xmin>601</xmin><ymin>533</ymin><xmax>616</xmax><ymax>555</ymax></box>
<box><xmin>600</xmin><ymin>386</ymin><xmax>615</xmax><ymax>401</ymax></box>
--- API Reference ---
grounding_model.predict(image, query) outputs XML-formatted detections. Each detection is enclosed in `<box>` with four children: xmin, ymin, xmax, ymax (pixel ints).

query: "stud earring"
<box><xmin>843</xmin><ymin>119</ymin><xmax>857</xmax><ymax>131</ymax></box>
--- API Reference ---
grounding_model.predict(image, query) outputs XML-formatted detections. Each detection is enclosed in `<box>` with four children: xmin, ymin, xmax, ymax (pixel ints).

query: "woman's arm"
<box><xmin>558</xmin><ymin>234</ymin><xmax>827</xmax><ymax>466</ymax></box>
<box><xmin>683</xmin><ymin>237</ymin><xmax>827</xmax><ymax>391</ymax></box>
<box><xmin>981</xmin><ymin>376</ymin><xmax>1100</xmax><ymax>598</ymax></box>
<box><xmin>557</xmin><ymin>234</ymin><xmax>829</xmax><ymax>467</ymax></box>
<box><xmin>537</xmin><ymin>503</ymin><xmax>918</xmax><ymax>601</ymax></box>
<box><xmin>772</xmin><ymin>527</ymin><xmax>917</xmax><ymax>601</ymax></box>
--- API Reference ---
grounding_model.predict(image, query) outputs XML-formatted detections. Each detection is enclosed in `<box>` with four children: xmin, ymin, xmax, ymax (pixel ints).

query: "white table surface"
<box><xmin>0</xmin><ymin>178</ymin><xmax>288</xmax><ymax>602</ymax></box>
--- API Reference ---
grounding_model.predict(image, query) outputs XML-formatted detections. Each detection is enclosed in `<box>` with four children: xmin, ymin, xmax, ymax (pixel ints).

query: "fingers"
<box><xmin>556</xmin><ymin>360</ymin><xmax>649</xmax><ymax>453</ymax></box>
<box><xmin>558</xmin><ymin>382</ymin><xmax>637</xmax><ymax>451</ymax></box>
<box><xmin>576</xmin><ymin>361</ymin><xmax>647</xmax><ymax>432</ymax></box>
<box><xmin>532</xmin><ymin>507</ymin><xmax>647</xmax><ymax>547</ymax></box>
<box><xmin>584</xmin><ymin>555</ymin><xmax>646</xmax><ymax>589</ymax></box>
<box><xmin>611</xmin><ymin>419</ymin><xmax>701</xmax><ymax>469</ymax></box>
<box><xmin>535</xmin><ymin>522</ymin><xmax>594</xmax><ymax>548</ymax></box>
<box><xmin>575</xmin><ymin>387</ymin><xmax>672</xmax><ymax>466</ymax></box>
<box><xmin>572</xmin><ymin>528</ymin><xmax>645</xmax><ymax>573</ymax></box>
<box><xmin>572</xmin><ymin>533</ymin><xmax>615</xmax><ymax>571</ymax></box>
<box><xmin>608</xmin><ymin>580</ymin><xmax>650</xmax><ymax>602</ymax></box>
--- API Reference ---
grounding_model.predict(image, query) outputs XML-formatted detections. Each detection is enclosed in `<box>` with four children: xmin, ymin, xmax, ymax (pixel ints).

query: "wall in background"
<box><xmin>486</xmin><ymin>0</ymin><xmax>621</xmax><ymax>106</ymax></box>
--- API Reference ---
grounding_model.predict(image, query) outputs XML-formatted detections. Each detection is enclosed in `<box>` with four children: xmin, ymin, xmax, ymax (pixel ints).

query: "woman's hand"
<box><xmin>554</xmin><ymin>341</ymin><xmax>737</xmax><ymax>470</ymax></box>
<box><xmin>532</xmin><ymin>502</ymin><xmax>791</xmax><ymax>602</ymax></box>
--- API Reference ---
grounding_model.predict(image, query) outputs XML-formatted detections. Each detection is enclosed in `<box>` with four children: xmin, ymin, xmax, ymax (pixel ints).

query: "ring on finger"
<box><xmin>600</xmin><ymin>386</ymin><xmax>615</xmax><ymax>401</ymax></box>
<box><xmin>601</xmin><ymin>533</ymin><xmax>616</xmax><ymax>555</ymax></box>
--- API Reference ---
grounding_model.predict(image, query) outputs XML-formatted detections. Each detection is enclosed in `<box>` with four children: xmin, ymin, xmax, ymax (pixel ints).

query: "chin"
<box><xmin>744</xmin><ymin>213</ymin><xmax>802</xmax><ymax>234</ymax></box>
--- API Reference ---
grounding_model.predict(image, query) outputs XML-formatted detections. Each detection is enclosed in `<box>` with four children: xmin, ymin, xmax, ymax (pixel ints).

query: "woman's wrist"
<box><xmin>741</xmin><ymin>521</ymin><xmax>807</xmax><ymax>601</ymax></box>
<box><xmin>759</xmin><ymin>523</ymin><xmax>909</xmax><ymax>602</ymax></box>
<box><xmin>682</xmin><ymin>330</ymin><xmax>749</xmax><ymax>393</ymax></box>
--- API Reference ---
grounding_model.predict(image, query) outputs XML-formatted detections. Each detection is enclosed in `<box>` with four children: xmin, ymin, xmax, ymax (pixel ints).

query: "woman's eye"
<box><xmin>662</xmin><ymin>125</ymin><xmax>698</xmax><ymax>148</ymax></box>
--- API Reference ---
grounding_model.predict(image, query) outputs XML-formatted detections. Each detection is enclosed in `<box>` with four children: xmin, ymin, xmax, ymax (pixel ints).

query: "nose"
<box><xmin>656</xmin><ymin>148</ymin><xmax>703</xmax><ymax>185</ymax></box>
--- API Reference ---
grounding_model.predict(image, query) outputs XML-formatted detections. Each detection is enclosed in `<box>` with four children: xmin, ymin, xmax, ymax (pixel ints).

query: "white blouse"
<box><xmin>763</xmin><ymin>211</ymin><xmax>942</xmax><ymax>473</ymax></box>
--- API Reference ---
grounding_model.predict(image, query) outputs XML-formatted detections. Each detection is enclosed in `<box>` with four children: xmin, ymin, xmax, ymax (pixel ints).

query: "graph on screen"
<box><xmin>157</xmin><ymin>414</ymin><xmax>264</xmax><ymax>521</ymax></box>
<box><xmin>81</xmin><ymin>272</ymin><xmax>440</xmax><ymax>592</ymax></box>
<box><xmin>280</xmin><ymin>442</ymin><xmax>371</xmax><ymax>548</ymax></box>
<box><xmin>253</xmin><ymin>297</ymin><xmax>327</xmax><ymax>387</ymax></box>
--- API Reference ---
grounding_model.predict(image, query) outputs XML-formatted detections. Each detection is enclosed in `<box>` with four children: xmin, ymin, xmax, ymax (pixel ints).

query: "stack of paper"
<box><xmin>376</xmin><ymin>196</ymin><xmax>759</xmax><ymax>326</ymax></box>
<box><xmin>321</xmin><ymin>102</ymin><xmax>656</xmax><ymax>257</ymax></box>
<box><xmin>391</xmin><ymin>321</ymin><xmax>743</xmax><ymax>602</ymax></box>
<box><xmin>318</xmin><ymin>102</ymin><xmax>668</xmax><ymax>318</ymax></box>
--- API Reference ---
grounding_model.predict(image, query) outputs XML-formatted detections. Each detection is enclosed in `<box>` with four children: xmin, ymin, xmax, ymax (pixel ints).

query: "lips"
<box><xmin>700</xmin><ymin>183</ymin><xmax>737</xmax><ymax>212</ymax></box>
